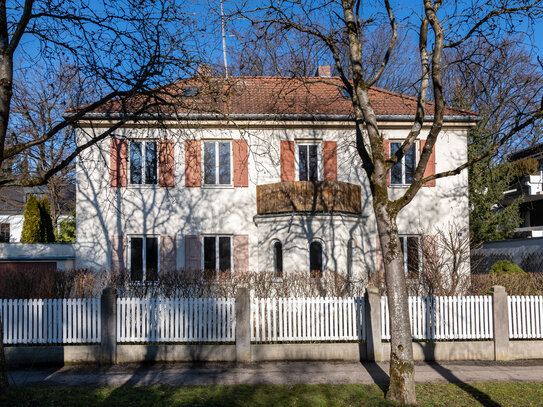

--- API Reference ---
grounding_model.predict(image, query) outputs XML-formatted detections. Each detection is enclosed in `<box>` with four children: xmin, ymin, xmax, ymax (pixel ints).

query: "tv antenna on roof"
<box><xmin>220</xmin><ymin>0</ymin><xmax>228</xmax><ymax>79</ymax></box>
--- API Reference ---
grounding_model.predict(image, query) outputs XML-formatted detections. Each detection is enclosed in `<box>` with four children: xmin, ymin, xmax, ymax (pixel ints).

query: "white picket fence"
<box><xmin>116</xmin><ymin>298</ymin><xmax>236</xmax><ymax>343</ymax></box>
<box><xmin>4</xmin><ymin>295</ymin><xmax>543</xmax><ymax>346</ymax></box>
<box><xmin>251</xmin><ymin>297</ymin><xmax>365</xmax><ymax>342</ymax></box>
<box><xmin>1</xmin><ymin>298</ymin><xmax>101</xmax><ymax>344</ymax></box>
<box><xmin>508</xmin><ymin>296</ymin><xmax>543</xmax><ymax>339</ymax></box>
<box><xmin>381</xmin><ymin>296</ymin><xmax>494</xmax><ymax>340</ymax></box>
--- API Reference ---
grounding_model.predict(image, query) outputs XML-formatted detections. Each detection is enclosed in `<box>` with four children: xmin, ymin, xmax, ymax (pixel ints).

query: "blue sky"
<box><xmin>14</xmin><ymin>0</ymin><xmax>543</xmax><ymax>78</ymax></box>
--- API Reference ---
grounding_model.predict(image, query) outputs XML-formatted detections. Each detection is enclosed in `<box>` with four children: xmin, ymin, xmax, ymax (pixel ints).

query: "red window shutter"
<box><xmin>233</xmin><ymin>139</ymin><xmax>249</xmax><ymax>187</ymax></box>
<box><xmin>234</xmin><ymin>234</ymin><xmax>249</xmax><ymax>275</ymax></box>
<box><xmin>323</xmin><ymin>141</ymin><xmax>337</xmax><ymax>181</ymax></box>
<box><xmin>160</xmin><ymin>235</ymin><xmax>176</xmax><ymax>274</ymax></box>
<box><xmin>383</xmin><ymin>139</ymin><xmax>390</xmax><ymax>186</ymax></box>
<box><xmin>184</xmin><ymin>140</ymin><xmax>201</xmax><ymax>187</ymax></box>
<box><xmin>110</xmin><ymin>235</ymin><xmax>126</xmax><ymax>271</ymax></box>
<box><xmin>185</xmin><ymin>235</ymin><xmax>201</xmax><ymax>271</ymax></box>
<box><xmin>110</xmin><ymin>138</ymin><xmax>127</xmax><ymax>187</ymax></box>
<box><xmin>159</xmin><ymin>140</ymin><xmax>175</xmax><ymax>187</ymax></box>
<box><xmin>280</xmin><ymin>140</ymin><xmax>295</xmax><ymax>182</ymax></box>
<box><xmin>420</xmin><ymin>140</ymin><xmax>436</xmax><ymax>187</ymax></box>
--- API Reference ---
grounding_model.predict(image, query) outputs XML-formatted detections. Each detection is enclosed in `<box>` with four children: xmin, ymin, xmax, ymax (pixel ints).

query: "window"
<box><xmin>129</xmin><ymin>140</ymin><xmax>157</xmax><ymax>185</ymax></box>
<box><xmin>203</xmin><ymin>141</ymin><xmax>231</xmax><ymax>185</ymax></box>
<box><xmin>309</xmin><ymin>240</ymin><xmax>324</xmax><ymax>278</ymax></box>
<box><xmin>271</xmin><ymin>240</ymin><xmax>283</xmax><ymax>278</ymax></box>
<box><xmin>390</xmin><ymin>142</ymin><xmax>417</xmax><ymax>185</ymax></box>
<box><xmin>203</xmin><ymin>235</ymin><xmax>232</xmax><ymax>279</ymax></box>
<box><xmin>297</xmin><ymin>143</ymin><xmax>321</xmax><ymax>181</ymax></box>
<box><xmin>0</xmin><ymin>223</ymin><xmax>9</xmax><ymax>243</ymax></box>
<box><xmin>129</xmin><ymin>236</ymin><xmax>159</xmax><ymax>282</ymax></box>
<box><xmin>399</xmin><ymin>235</ymin><xmax>421</xmax><ymax>279</ymax></box>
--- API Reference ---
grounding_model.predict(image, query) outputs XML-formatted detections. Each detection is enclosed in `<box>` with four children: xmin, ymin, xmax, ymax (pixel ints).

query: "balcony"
<box><xmin>256</xmin><ymin>181</ymin><xmax>362</xmax><ymax>215</ymax></box>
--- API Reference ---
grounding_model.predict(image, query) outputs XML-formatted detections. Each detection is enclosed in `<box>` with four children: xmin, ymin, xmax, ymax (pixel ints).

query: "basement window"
<box><xmin>129</xmin><ymin>236</ymin><xmax>159</xmax><ymax>282</ymax></box>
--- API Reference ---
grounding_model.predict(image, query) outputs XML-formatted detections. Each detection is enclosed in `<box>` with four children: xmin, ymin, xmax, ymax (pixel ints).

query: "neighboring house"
<box><xmin>504</xmin><ymin>143</ymin><xmax>543</xmax><ymax>238</ymax></box>
<box><xmin>73</xmin><ymin>67</ymin><xmax>476</xmax><ymax>283</ymax></box>
<box><xmin>0</xmin><ymin>186</ymin><xmax>48</xmax><ymax>242</ymax></box>
<box><xmin>0</xmin><ymin>185</ymin><xmax>77</xmax><ymax>273</ymax></box>
<box><xmin>0</xmin><ymin>185</ymin><xmax>75</xmax><ymax>243</ymax></box>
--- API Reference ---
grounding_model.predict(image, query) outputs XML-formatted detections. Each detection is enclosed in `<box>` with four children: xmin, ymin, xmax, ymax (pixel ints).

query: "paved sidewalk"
<box><xmin>8</xmin><ymin>360</ymin><xmax>543</xmax><ymax>387</ymax></box>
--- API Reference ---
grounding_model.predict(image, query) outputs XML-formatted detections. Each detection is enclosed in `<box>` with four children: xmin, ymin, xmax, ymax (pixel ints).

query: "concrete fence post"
<box><xmin>100</xmin><ymin>286</ymin><xmax>117</xmax><ymax>364</ymax></box>
<box><xmin>491</xmin><ymin>285</ymin><xmax>509</xmax><ymax>361</ymax></box>
<box><xmin>235</xmin><ymin>287</ymin><xmax>251</xmax><ymax>362</ymax></box>
<box><xmin>365</xmin><ymin>286</ymin><xmax>383</xmax><ymax>362</ymax></box>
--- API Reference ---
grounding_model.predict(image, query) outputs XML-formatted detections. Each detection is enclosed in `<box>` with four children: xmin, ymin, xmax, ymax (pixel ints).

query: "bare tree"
<box><xmin>0</xmin><ymin>0</ymin><xmax>205</xmax><ymax>187</ymax></box>
<box><xmin>8</xmin><ymin>63</ymin><xmax>86</xmax><ymax>226</ymax></box>
<box><xmin>233</xmin><ymin>0</ymin><xmax>543</xmax><ymax>403</ymax></box>
<box><xmin>0</xmin><ymin>0</ymin><xmax>208</xmax><ymax>391</ymax></box>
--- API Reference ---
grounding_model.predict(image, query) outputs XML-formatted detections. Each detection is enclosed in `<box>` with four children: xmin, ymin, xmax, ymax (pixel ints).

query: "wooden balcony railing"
<box><xmin>256</xmin><ymin>181</ymin><xmax>362</xmax><ymax>215</ymax></box>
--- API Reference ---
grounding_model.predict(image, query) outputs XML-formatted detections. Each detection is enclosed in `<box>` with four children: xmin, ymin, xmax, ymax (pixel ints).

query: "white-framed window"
<box><xmin>202</xmin><ymin>235</ymin><xmax>233</xmax><ymax>279</ymax></box>
<box><xmin>270</xmin><ymin>239</ymin><xmax>283</xmax><ymax>279</ymax></box>
<box><xmin>129</xmin><ymin>235</ymin><xmax>159</xmax><ymax>282</ymax></box>
<box><xmin>308</xmin><ymin>239</ymin><xmax>325</xmax><ymax>278</ymax></box>
<box><xmin>0</xmin><ymin>223</ymin><xmax>10</xmax><ymax>243</ymax></box>
<box><xmin>129</xmin><ymin>140</ymin><xmax>158</xmax><ymax>185</ymax></box>
<box><xmin>399</xmin><ymin>235</ymin><xmax>421</xmax><ymax>279</ymax></box>
<box><xmin>390</xmin><ymin>141</ymin><xmax>417</xmax><ymax>186</ymax></box>
<box><xmin>347</xmin><ymin>239</ymin><xmax>356</xmax><ymax>280</ymax></box>
<box><xmin>203</xmin><ymin>140</ymin><xmax>232</xmax><ymax>186</ymax></box>
<box><xmin>296</xmin><ymin>142</ymin><xmax>321</xmax><ymax>181</ymax></box>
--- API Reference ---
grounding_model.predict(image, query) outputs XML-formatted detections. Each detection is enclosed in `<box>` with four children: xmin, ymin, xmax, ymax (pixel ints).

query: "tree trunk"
<box><xmin>0</xmin><ymin>48</ymin><xmax>13</xmax><ymax>169</ymax></box>
<box><xmin>374</xmin><ymin>202</ymin><xmax>416</xmax><ymax>405</ymax></box>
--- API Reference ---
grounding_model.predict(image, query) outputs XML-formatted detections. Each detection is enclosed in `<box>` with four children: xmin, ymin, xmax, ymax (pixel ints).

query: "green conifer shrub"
<box><xmin>20</xmin><ymin>195</ymin><xmax>42</xmax><ymax>243</ymax></box>
<box><xmin>20</xmin><ymin>194</ymin><xmax>56</xmax><ymax>243</ymax></box>
<box><xmin>490</xmin><ymin>260</ymin><xmax>525</xmax><ymax>275</ymax></box>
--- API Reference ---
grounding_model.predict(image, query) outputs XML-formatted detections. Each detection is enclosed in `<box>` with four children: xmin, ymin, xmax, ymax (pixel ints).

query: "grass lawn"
<box><xmin>2</xmin><ymin>383</ymin><xmax>543</xmax><ymax>406</ymax></box>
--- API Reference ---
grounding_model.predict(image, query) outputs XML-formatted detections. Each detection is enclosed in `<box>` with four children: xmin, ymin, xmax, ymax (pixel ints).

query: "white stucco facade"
<box><xmin>0</xmin><ymin>214</ymin><xmax>24</xmax><ymax>242</ymax></box>
<box><xmin>74</xmin><ymin>117</ymin><xmax>472</xmax><ymax>283</ymax></box>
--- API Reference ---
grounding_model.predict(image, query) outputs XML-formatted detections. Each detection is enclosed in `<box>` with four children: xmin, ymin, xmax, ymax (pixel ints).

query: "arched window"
<box><xmin>271</xmin><ymin>240</ymin><xmax>283</xmax><ymax>278</ymax></box>
<box><xmin>309</xmin><ymin>240</ymin><xmax>324</xmax><ymax>278</ymax></box>
<box><xmin>347</xmin><ymin>239</ymin><xmax>355</xmax><ymax>280</ymax></box>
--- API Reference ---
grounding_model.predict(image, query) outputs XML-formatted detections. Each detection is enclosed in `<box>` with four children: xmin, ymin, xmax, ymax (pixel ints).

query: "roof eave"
<box><xmin>66</xmin><ymin>112</ymin><xmax>480</xmax><ymax>124</ymax></box>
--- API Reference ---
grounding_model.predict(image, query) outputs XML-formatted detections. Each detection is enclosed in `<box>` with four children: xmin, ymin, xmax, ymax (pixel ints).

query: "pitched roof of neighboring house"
<box><xmin>0</xmin><ymin>185</ymin><xmax>75</xmax><ymax>214</ymax></box>
<box><xmin>0</xmin><ymin>186</ymin><xmax>27</xmax><ymax>213</ymax></box>
<box><xmin>75</xmin><ymin>76</ymin><xmax>477</xmax><ymax>120</ymax></box>
<box><xmin>509</xmin><ymin>142</ymin><xmax>543</xmax><ymax>163</ymax></box>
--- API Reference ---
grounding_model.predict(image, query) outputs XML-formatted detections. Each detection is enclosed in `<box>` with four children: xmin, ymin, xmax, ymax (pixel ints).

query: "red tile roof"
<box><xmin>84</xmin><ymin>76</ymin><xmax>477</xmax><ymax>119</ymax></box>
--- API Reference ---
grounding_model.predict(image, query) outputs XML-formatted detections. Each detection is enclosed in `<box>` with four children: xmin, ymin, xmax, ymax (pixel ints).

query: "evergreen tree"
<box><xmin>56</xmin><ymin>213</ymin><xmax>76</xmax><ymax>243</ymax></box>
<box><xmin>469</xmin><ymin>129</ymin><xmax>522</xmax><ymax>244</ymax></box>
<box><xmin>20</xmin><ymin>194</ymin><xmax>56</xmax><ymax>243</ymax></box>
<box><xmin>38</xmin><ymin>198</ymin><xmax>56</xmax><ymax>243</ymax></box>
<box><xmin>20</xmin><ymin>195</ymin><xmax>42</xmax><ymax>243</ymax></box>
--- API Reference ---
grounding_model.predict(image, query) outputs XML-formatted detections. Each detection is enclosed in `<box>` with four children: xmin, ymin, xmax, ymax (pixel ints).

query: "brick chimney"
<box><xmin>316</xmin><ymin>65</ymin><xmax>331</xmax><ymax>77</ymax></box>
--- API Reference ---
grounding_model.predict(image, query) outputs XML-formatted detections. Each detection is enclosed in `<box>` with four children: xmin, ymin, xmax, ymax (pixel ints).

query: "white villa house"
<box><xmin>73</xmin><ymin>68</ymin><xmax>477</xmax><ymax>283</ymax></box>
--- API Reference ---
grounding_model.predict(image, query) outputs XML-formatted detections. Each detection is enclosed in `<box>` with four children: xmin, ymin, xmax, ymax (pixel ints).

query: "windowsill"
<box><xmin>389</xmin><ymin>184</ymin><xmax>410</xmax><ymax>188</ymax></box>
<box><xmin>201</xmin><ymin>184</ymin><xmax>234</xmax><ymax>189</ymax></box>
<box><xmin>271</xmin><ymin>277</ymin><xmax>284</xmax><ymax>283</ymax></box>
<box><xmin>126</xmin><ymin>184</ymin><xmax>161</xmax><ymax>189</ymax></box>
